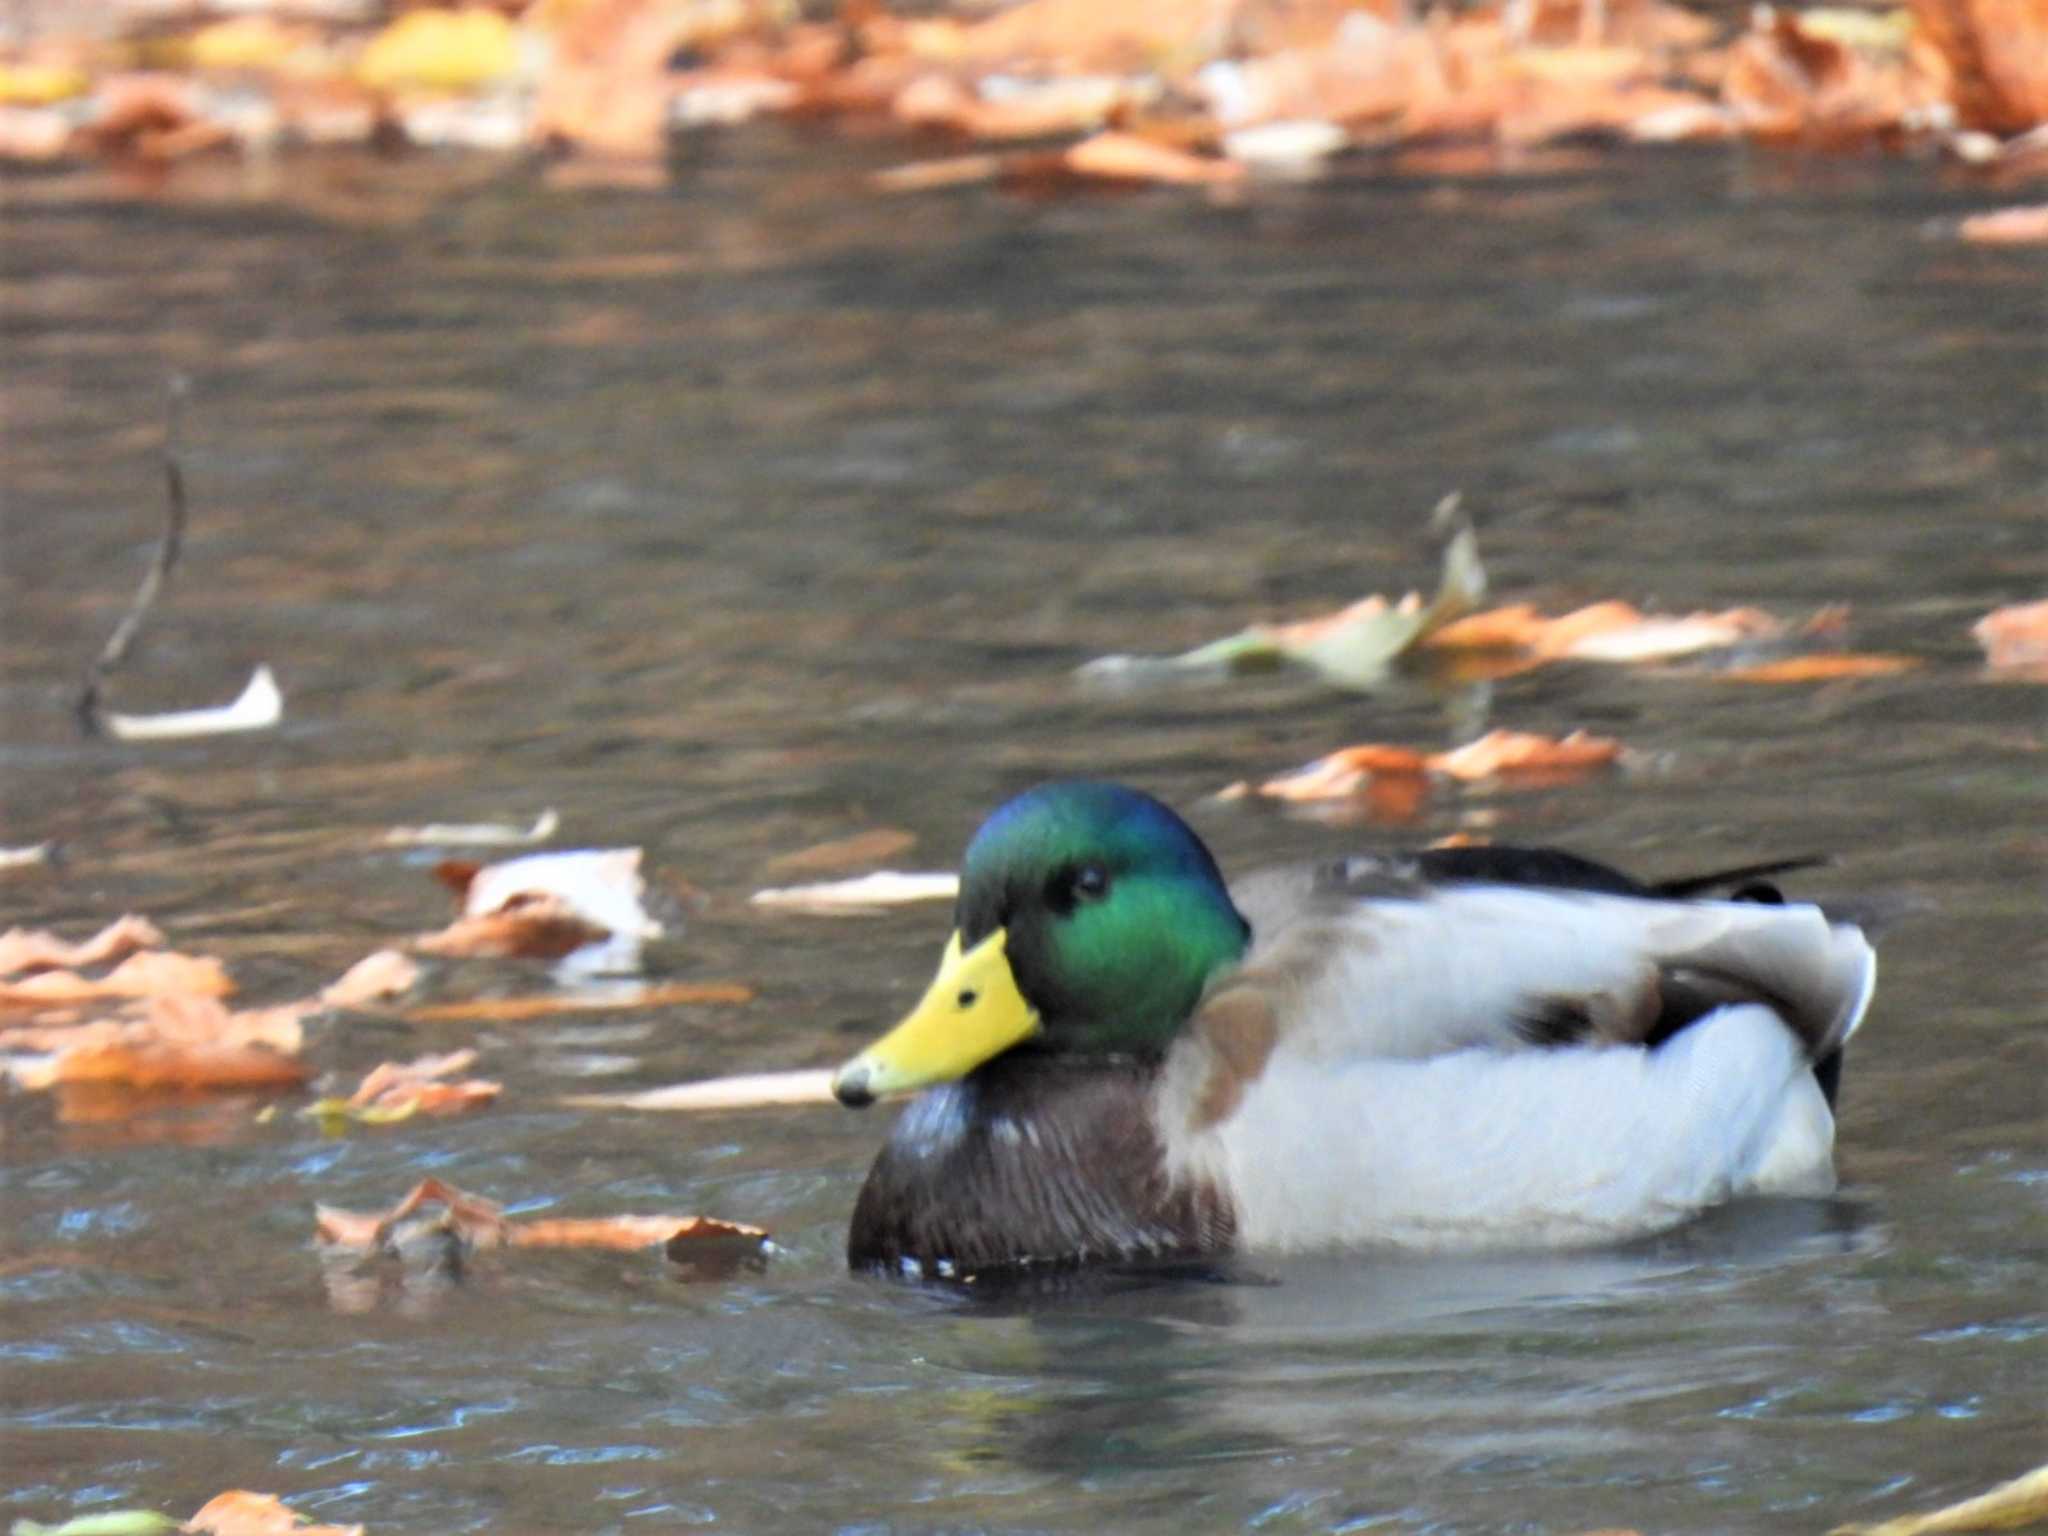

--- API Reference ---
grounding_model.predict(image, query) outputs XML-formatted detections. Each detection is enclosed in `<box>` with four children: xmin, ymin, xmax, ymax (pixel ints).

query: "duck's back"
<box><xmin>1153</xmin><ymin>869</ymin><xmax>1876</xmax><ymax>1251</ymax></box>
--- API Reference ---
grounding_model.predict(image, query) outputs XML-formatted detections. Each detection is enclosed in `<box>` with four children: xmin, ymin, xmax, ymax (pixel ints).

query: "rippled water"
<box><xmin>2</xmin><ymin>138</ymin><xmax>2043</xmax><ymax>1534</ymax></box>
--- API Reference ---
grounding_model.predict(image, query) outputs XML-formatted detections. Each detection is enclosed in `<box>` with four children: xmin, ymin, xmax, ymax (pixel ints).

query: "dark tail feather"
<box><xmin>1650</xmin><ymin>856</ymin><xmax>1832</xmax><ymax>899</ymax></box>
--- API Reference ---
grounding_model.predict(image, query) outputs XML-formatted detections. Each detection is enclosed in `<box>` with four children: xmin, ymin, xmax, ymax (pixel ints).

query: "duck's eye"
<box><xmin>1046</xmin><ymin>861</ymin><xmax>1112</xmax><ymax>915</ymax></box>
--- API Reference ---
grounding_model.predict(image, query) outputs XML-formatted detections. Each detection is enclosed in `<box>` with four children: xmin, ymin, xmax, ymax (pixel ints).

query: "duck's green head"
<box><xmin>832</xmin><ymin>781</ymin><xmax>1251</xmax><ymax>1107</ymax></box>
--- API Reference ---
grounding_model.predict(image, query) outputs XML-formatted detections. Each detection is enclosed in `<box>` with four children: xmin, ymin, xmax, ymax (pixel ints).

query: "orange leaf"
<box><xmin>186</xmin><ymin>1489</ymin><xmax>363</xmax><ymax>1536</ymax></box>
<box><xmin>1426</xmin><ymin>728</ymin><xmax>1624</xmax><ymax>780</ymax></box>
<box><xmin>403</xmin><ymin>979</ymin><xmax>754</xmax><ymax>1023</ymax></box>
<box><xmin>315</xmin><ymin>1175</ymin><xmax>509</xmax><ymax>1251</ymax></box>
<box><xmin>1063</xmin><ymin>130</ymin><xmax>1244</xmax><ymax>186</ymax></box>
<box><xmin>0</xmin><ymin>948</ymin><xmax>233</xmax><ymax>1006</ymax></box>
<box><xmin>314</xmin><ymin>1177</ymin><xmax>767</xmax><ymax>1265</ymax></box>
<box><xmin>1425</xmin><ymin>600</ymin><xmax>1784</xmax><ymax>662</ymax></box>
<box><xmin>319</xmin><ymin>948</ymin><xmax>421</xmax><ymax>1009</ymax></box>
<box><xmin>413</xmin><ymin>896</ymin><xmax>611</xmax><ymax>959</ymax></box>
<box><xmin>1714</xmin><ymin>653</ymin><xmax>1921</xmax><ymax>682</ymax></box>
<box><xmin>0</xmin><ymin>914</ymin><xmax>164</xmax><ymax>978</ymax></box>
<box><xmin>510</xmin><ymin>1213</ymin><xmax>766</xmax><ymax>1251</ymax></box>
<box><xmin>1959</xmin><ymin>204</ymin><xmax>2048</xmax><ymax>245</ymax></box>
<box><xmin>1249</xmin><ymin>730</ymin><xmax>1622</xmax><ymax>805</ymax></box>
<box><xmin>342</xmin><ymin>1049</ymin><xmax>499</xmax><ymax>1118</ymax></box>
<box><xmin>2</xmin><ymin>995</ymin><xmax>309</xmax><ymax>1090</ymax></box>
<box><xmin>1974</xmin><ymin>597</ymin><xmax>2048</xmax><ymax>670</ymax></box>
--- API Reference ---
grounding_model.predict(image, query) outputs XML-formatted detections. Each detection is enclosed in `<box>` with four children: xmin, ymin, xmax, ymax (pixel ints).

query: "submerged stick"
<box><xmin>76</xmin><ymin>376</ymin><xmax>190</xmax><ymax>734</ymax></box>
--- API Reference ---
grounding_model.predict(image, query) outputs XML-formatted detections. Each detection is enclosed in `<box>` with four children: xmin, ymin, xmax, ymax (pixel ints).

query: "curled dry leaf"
<box><xmin>307</xmin><ymin>1048</ymin><xmax>500</xmax><ymax>1126</ymax></box>
<box><xmin>318</xmin><ymin>948</ymin><xmax>422</xmax><ymax>1010</ymax></box>
<box><xmin>316</xmin><ymin>1176</ymin><xmax>768</xmax><ymax>1266</ymax></box>
<box><xmin>0</xmin><ymin>948</ymin><xmax>232</xmax><ymax>1007</ymax></box>
<box><xmin>1245</xmin><ymin>729</ymin><xmax>1623</xmax><ymax>804</ymax></box>
<box><xmin>0</xmin><ymin>915</ymin><xmax>165</xmax><ymax>977</ymax></box>
<box><xmin>100</xmin><ymin>665</ymin><xmax>283</xmax><ymax>742</ymax></box>
<box><xmin>749</xmin><ymin>871</ymin><xmax>960</xmax><ymax>914</ymax></box>
<box><xmin>0</xmin><ymin>995</ymin><xmax>309</xmax><ymax>1091</ymax></box>
<box><xmin>1061</xmin><ymin>130</ymin><xmax>1245</xmax><ymax>186</ymax></box>
<box><xmin>1424</xmin><ymin>600</ymin><xmax>1785</xmax><ymax>663</ymax></box>
<box><xmin>1083</xmin><ymin>498</ymin><xmax>1483</xmax><ymax>689</ymax></box>
<box><xmin>415</xmin><ymin>847</ymin><xmax>662</xmax><ymax>967</ymax></box>
<box><xmin>1973</xmin><ymin>597</ymin><xmax>2048</xmax><ymax>670</ymax></box>
<box><xmin>0</xmin><ymin>841</ymin><xmax>58</xmax><ymax>870</ymax></box>
<box><xmin>186</xmin><ymin>1489</ymin><xmax>364</xmax><ymax>1536</ymax></box>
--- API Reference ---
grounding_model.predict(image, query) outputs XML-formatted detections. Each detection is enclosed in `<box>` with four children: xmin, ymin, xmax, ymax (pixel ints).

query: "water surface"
<box><xmin>2</xmin><ymin>137</ymin><xmax>2043</xmax><ymax>1534</ymax></box>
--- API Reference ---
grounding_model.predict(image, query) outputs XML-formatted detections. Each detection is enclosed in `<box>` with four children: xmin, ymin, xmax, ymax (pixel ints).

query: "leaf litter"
<box><xmin>415</xmin><ymin>847</ymin><xmax>663</xmax><ymax>971</ymax></box>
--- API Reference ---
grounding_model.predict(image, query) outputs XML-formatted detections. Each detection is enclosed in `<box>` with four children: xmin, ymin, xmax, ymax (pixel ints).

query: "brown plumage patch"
<box><xmin>846</xmin><ymin>1054</ymin><xmax>1236</xmax><ymax>1279</ymax></box>
<box><xmin>1187</xmin><ymin>986</ymin><xmax>1281</xmax><ymax>1131</ymax></box>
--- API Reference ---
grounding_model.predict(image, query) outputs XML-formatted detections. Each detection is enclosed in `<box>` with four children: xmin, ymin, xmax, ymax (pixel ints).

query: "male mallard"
<box><xmin>832</xmin><ymin>781</ymin><xmax>1876</xmax><ymax>1280</ymax></box>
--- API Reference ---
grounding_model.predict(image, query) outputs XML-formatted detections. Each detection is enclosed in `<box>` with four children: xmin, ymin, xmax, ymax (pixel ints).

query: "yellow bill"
<box><xmin>831</xmin><ymin>928</ymin><xmax>1039</xmax><ymax>1106</ymax></box>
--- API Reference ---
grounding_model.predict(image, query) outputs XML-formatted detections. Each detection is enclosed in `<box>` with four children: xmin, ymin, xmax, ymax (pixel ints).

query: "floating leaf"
<box><xmin>0</xmin><ymin>949</ymin><xmax>232</xmax><ymax>1007</ymax></box>
<box><xmin>1083</xmin><ymin>496</ymin><xmax>1483</xmax><ymax>690</ymax></box>
<box><xmin>8</xmin><ymin>1512</ymin><xmax>181</xmax><ymax>1536</ymax></box>
<box><xmin>1959</xmin><ymin>205</ymin><xmax>2048</xmax><ymax>245</ymax></box>
<box><xmin>306</xmin><ymin>1049</ymin><xmax>499</xmax><ymax>1128</ymax></box>
<box><xmin>100</xmin><ymin>666</ymin><xmax>281</xmax><ymax>742</ymax></box>
<box><xmin>185</xmin><ymin>1489</ymin><xmax>363</xmax><ymax>1536</ymax></box>
<box><xmin>0</xmin><ymin>915</ymin><xmax>164</xmax><ymax>978</ymax></box>
<box><xmin>1973</xmin><ymin>598</ymin><xmax>2048</xmax><ymax>671</ymax></box>
<box><xmin>315</xmin><ymin>1176</ymin><xmax>767</xmax><ymax>1269</ymax></box>
<box><xmin>318</xmin><ymin>949</ymin><xmax>422</xmax><ymax>1011</ymax></box>
<box><xmin>749</xmin><ymin>871</ymin><xmax>960</xmax><ymax>914</ymax></box>
<box><xmin>0</xmin><ymin>842</ymin><xmax>56</xmax><ymax>870</ymax></box>
<box><xmin>403</xmin><ymin>979</ymin><xmax>753</xmax><ymax>1024</ymax></box>
<box><xmin>382</xmin><ymin>808</ymin><xmax>559</xmax><ymax>847</ymax></box>
<box><xmin>563</xmin><ymin>1068</ymin><xmax>839</xmax><ymax>1112</ymax></box>
<box><xmin>1714</xmin><ymin>654</ymin><xmax>1921</xmax><ymax>682</ymax></box>
<box><xmin>1</xmin><ymin>995</ymin><xmax>308</xmax><ymax>1091</ymax></box>
<box><xmin>1425</xmin><ymin>600</ymin><xmax>1786</xmax><ymax>663</ymax></box>
<box><xmin>415</xmin><ymin>848</ymin><xmax>662</xmax><ymax>969</ymax></box>
<box><xmin>1827</xmin><ymin>1459</ymin><xmax>2048</xmax><ymax>1536</ymax></box>
<box><xmin>1240</xmin><ymin>729</ymin><xmax>1623</xmax><ymax>805</ymax></box>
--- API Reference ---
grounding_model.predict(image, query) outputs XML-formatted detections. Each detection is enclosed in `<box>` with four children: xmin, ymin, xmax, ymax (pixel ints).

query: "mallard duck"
<box><xmin>831</xmin><ymin>781</ymin><xmax>1876</xmax><ymax>1280</ymax></box>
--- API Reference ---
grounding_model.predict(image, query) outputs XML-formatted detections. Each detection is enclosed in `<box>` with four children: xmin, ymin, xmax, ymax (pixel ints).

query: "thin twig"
<box><xmin>77</xmin><ymin>376</ymin><xmax>190</xmax><ymax>734</ymax></box>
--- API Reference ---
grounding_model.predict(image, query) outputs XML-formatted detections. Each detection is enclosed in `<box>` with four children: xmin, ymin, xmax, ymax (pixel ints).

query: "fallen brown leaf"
<box><xmin>1973</xmin><ymin>597</ymin><xmax>2048</xmax><ymax>669</ymax></box>
<box><xmin>1714</xmin><ymin>654</ymin><xmax>1922</xmax><ymax>682</ymax></box>
<box><xmin>0</xmin><ymin>948</ymin><xmax>233</xmax><ymax>1007</ymax></box>
<box><xmin>414</xmin><ymin>847</ymin><xmax>662</xmax><ymax>964</ymax></box>
<box><xmin>1959</xmin><ymin>204</ymin><xmax>2048</xmax><ymax>244</ymax></box>
<box><xmin>749</xmin><ymin>871</ymin><xmax>960</xmax><ymax>914</ymax></box>
<box><xmin>186</xmin><ymin>1489</ymin><xmax>363</xmax><ymax>1536</ymax></box>
<box><xmin>1911</xmin><ymin>0</ymin><xmax>2048</xmax><ymax>135</ymax></box>
<box><xmin>306</xmin><ymin>1049</ymin><xmax>500</xmax><ymax>1126</ymax></box>
<box><xmin>1063</xmin><ymin>130</ymin><xmax>1245</xmax><ymax>186</ymax></box>
<box><xmin>1</xmin><ymin>994</ymin><xmax>309</xmax><ymax>1090</ymax></box>
<box><xmin>0</xmin><ymin>915</ymin><xmax>165</xmax><ymax>977</ymax></box>
<box><xmin>315</xmin><ymin>1176</ymin><xmax>768</xmax><ymax>1264</ymax></box>
<box><xmin>1246</xmin><ymin>729</ymin><xmax>1622</xmax><ymax>803</ymax></box>
<box><xmin>319</xmin><ymin>948</ymin><xmax>422</xmax><ymax>1010</ymax></box>
<box><xmin>403</xmin><ymin>979</ymin><xmax>754</xmax><ymax>1023</ymax></box>
<box><xmin>1425</xmin><ymin>599</ymin><xmax>1785</xmax><ymax>662</ymax></box>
